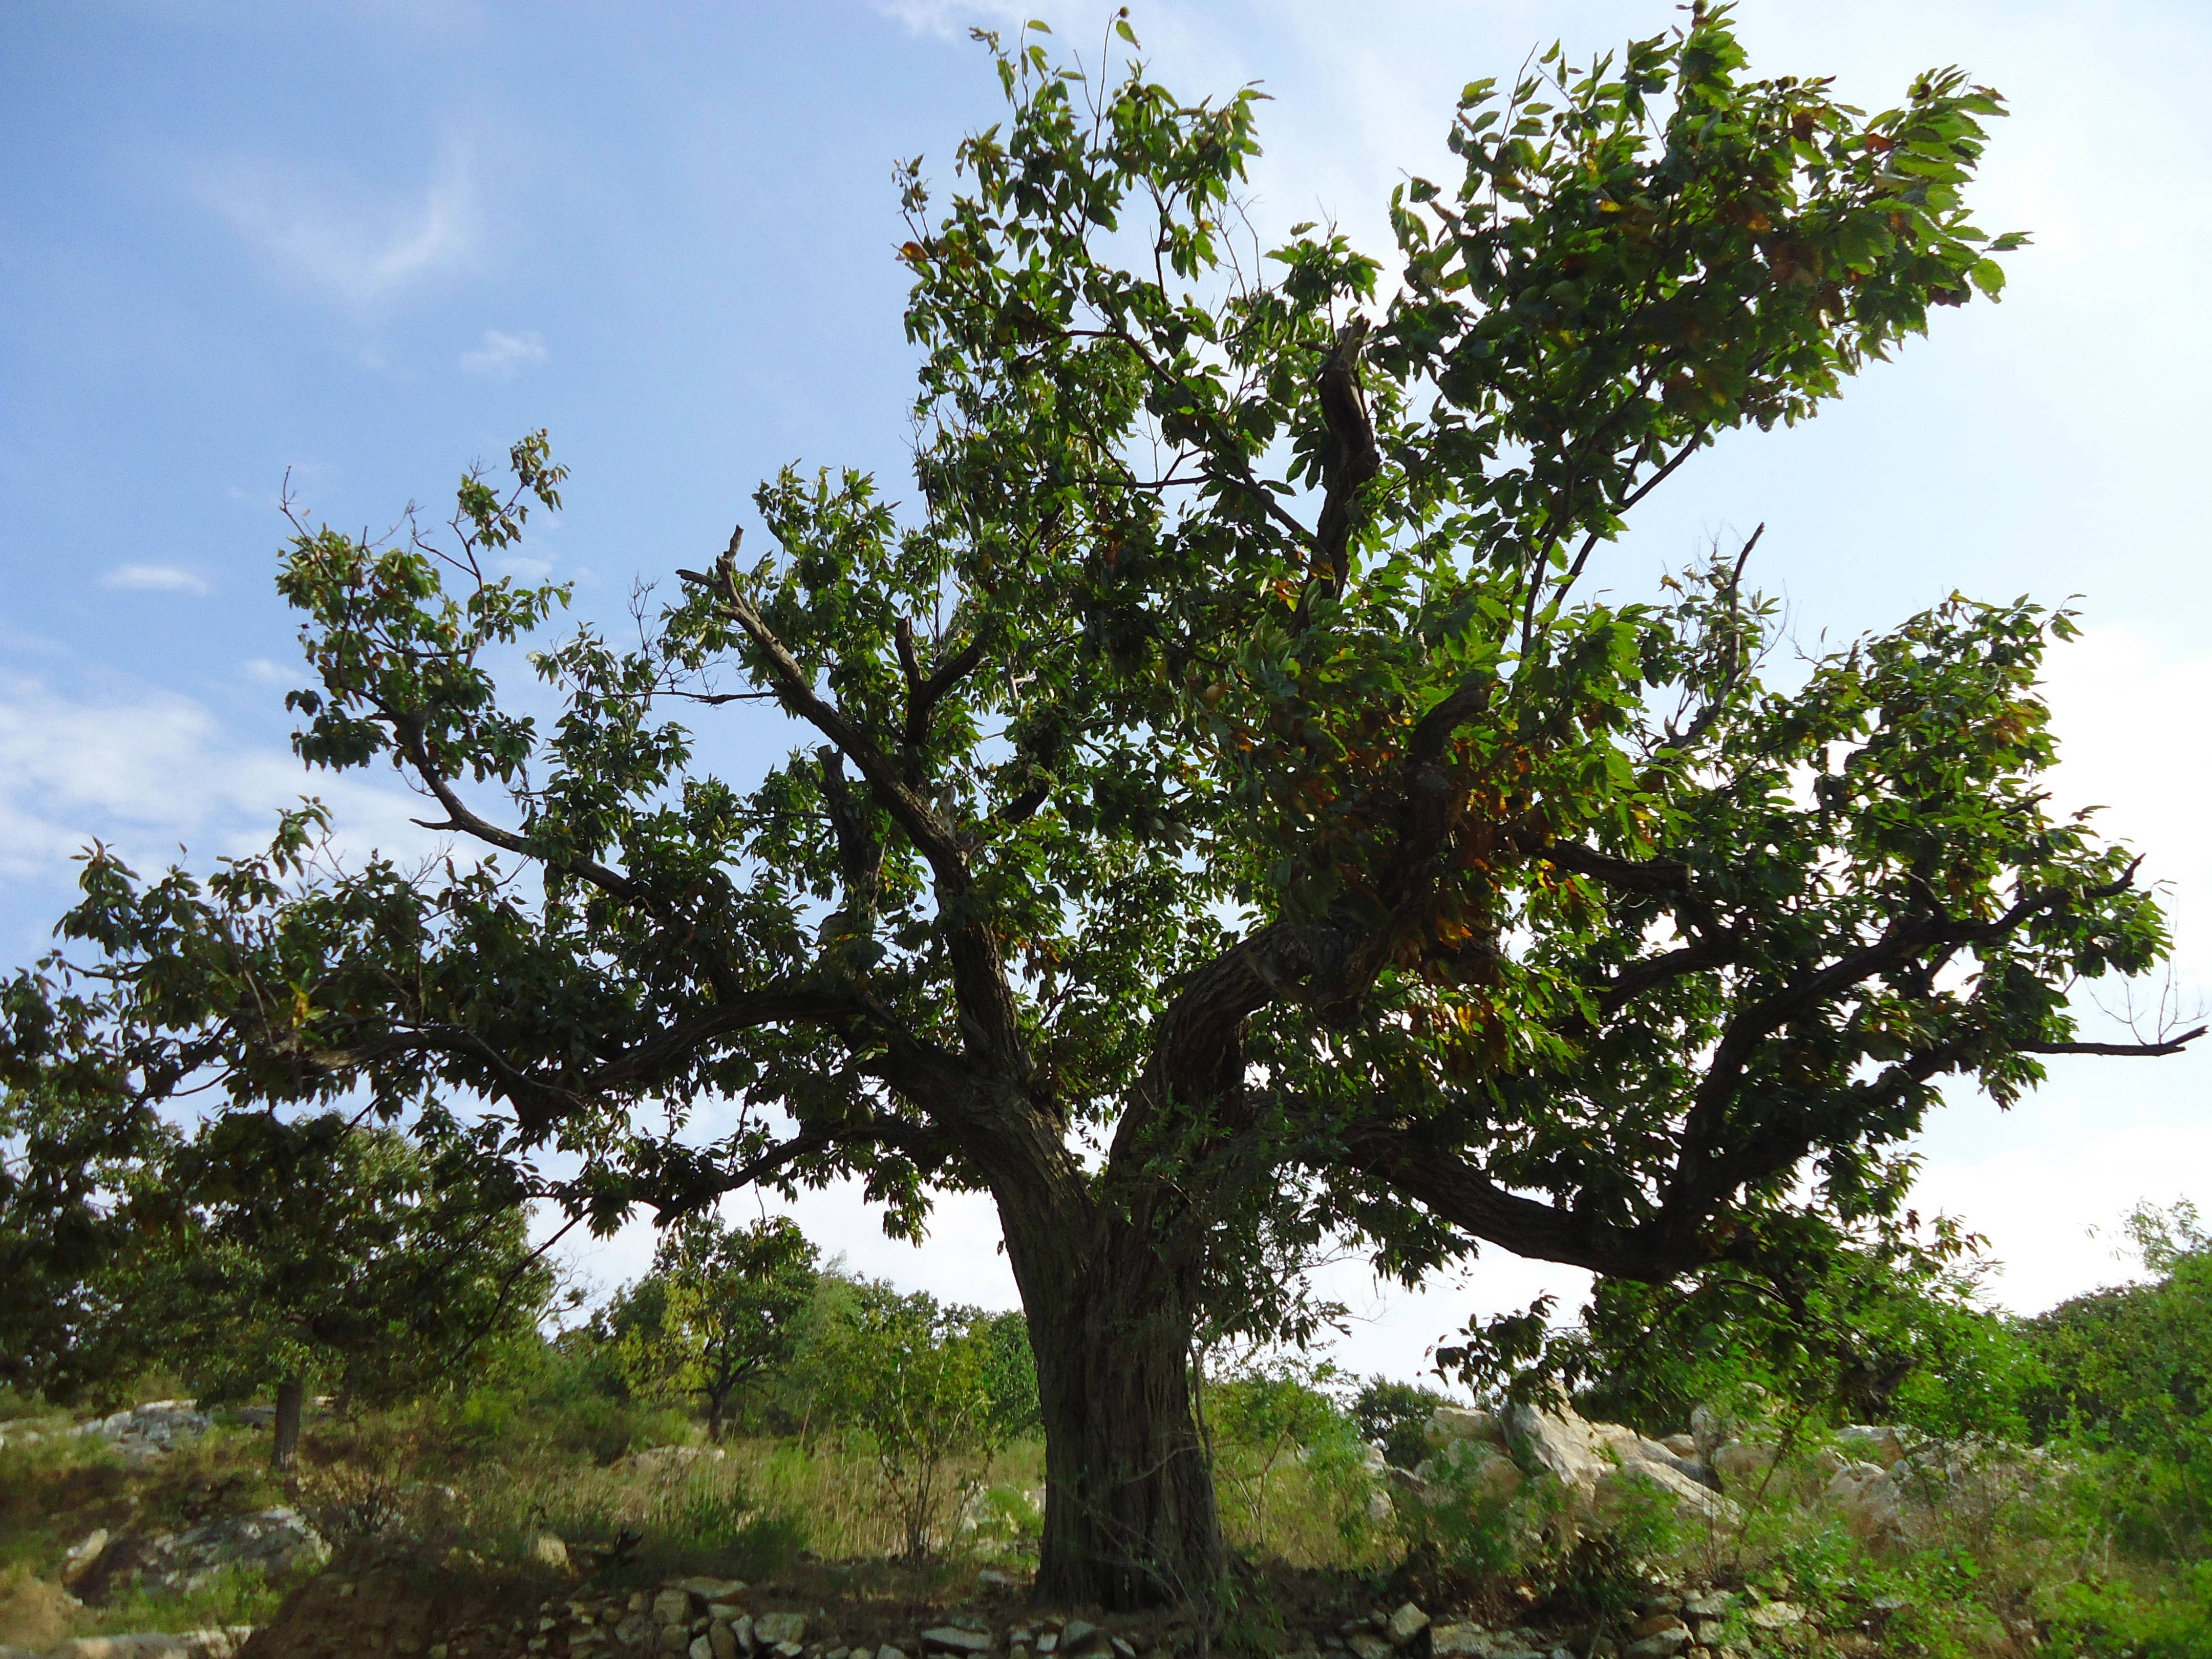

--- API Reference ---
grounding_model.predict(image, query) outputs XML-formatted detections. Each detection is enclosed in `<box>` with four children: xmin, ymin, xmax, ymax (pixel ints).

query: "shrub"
<box><xmin>1351</xmin><ymin>1376</ymin><xmax>1453</xmax><ymax>1472</ymax></box>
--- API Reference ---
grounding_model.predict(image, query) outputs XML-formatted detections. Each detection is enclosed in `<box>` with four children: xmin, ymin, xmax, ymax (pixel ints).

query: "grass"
<box><xmin>8</xmin><ymin>1393</ymin><xmax>2212</xmax><ymax>1658</ymax></box>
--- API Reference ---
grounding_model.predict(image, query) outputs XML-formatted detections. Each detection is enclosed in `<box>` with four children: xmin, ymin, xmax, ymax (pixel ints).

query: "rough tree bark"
<box><xmin>1007</xmin><ymin>1209</ymin><xmax>1222</xmax><ymax>1609</ymax></box>
<box><xmin>270</xmin><ymin>1376</ymin><xmax>304</xmax><ymax>1474</ymax></box>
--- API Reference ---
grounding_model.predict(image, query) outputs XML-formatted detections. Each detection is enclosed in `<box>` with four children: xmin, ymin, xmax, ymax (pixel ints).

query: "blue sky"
<box><xmin>4</xmin><ymin>0</ymin><xmax>2208</xmax><ymax>1378</ymax></box>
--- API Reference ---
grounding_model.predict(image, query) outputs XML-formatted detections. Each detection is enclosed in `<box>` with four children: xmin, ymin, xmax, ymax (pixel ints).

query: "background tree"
<box><xmin>119</xmin><ymin>1109</ymin><xmax>550</xmax><ymax>1470</ymax></box>
<box><xmin>803</xmin><ymin>1278</ymin><xmax>1023</xmax><ymax>1562</ymax></box>
<box><xmin>4</xmin><ymin>7</ymin><xmax>2196</xmax><ymax>1607</ymax></box>
<box><xmin>606</xmin><ymin>1212</ymin><xmax>818</xmax><ymax>1441</ymax></box>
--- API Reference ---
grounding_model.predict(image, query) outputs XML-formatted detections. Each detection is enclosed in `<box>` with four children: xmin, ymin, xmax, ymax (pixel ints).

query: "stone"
<box><xmin>1833</xmin><ymin>1425</ymin><xmax>1912</xmax><ymax>1468</ymax></box>
<box><xmin>1348</xmin><ymin>1636</ymin><xmax>1392</xmax><ymax>1659</ymax></box>
<box><xmin>708</xmin><ymin>1605</ymin><xmax>745</xmax><ymax>1625</ymax></box>
<box><xmin>656</xmin><ymin>1591</ymin><xmax>696</xmax><ymax>1626</ymax></box>
<box><xmin>1709</xmin><ymin>1439</ymin><xmax>1775</xmax><ymax>1494</ymax></box>
<box><xmin>1385</xmin><ymin>1605</ymin><xmax>1430</xmax><ymax>1649</ymax></box>
<box><xmin>628</xmin><ymin>1445</ymin><xmax>729</xmax><ymax>1473</ymax></box>
<box><xmin>1427</xmin><ymin>1627</ymin><xmax>1486</xmax><ymax>1659</ymax></box>
<box><xmin>1034</xmin><ymin>1639</ymin><xmax>1057</xmax><ymax>1657</ymax></box>
<box><xmin>88</xmin><ymin>1508</ymin><xmax>327</xmax><ymax>1602</ymax></box>
<box><xmin>1628</xmin><ymin>1617</ymin><xmax>1683</xmax><ymax>1642</ymax></box>
<box><xmin>62</xmin><ymin>1528</ymin><xmax>110</xmax><ymax>1584</ymax></box>
<box><xmin>1424</xmin><ymin>1407</ymin><xmax>1505</xmax><ymax>1449</ymax></box>
<box><xmin>1745</xmin><ymin>1605</ymin><xmax>1803</xmax><ymax>1632</ymax></box>
<box><xmin>878</xmin><ymin>1648</ymin><xmax>908</xmax><ymax>1659</ymax></box>
<box><xmin>1592</xmin><ymin>1456</ymin><xmax>1738</xmax><ymax>1526</ymax></box>
<box><xmin>1060</xmin><ymin>1623</ymin><xmax>1100</xmax><ymax>1654</ymax></box>
<box><xmin>530</xmin><ymin>1533</ymin><xmax>571</xmax><ymax>1572</ymax></box>
<box><xmin>661</xmin><ymin>1630</ymin><xmax>691</xmax><ymax>1655</ymax></box>
<box><xmin>1502</xmin><ymin>1389</ymin><xmax>1737</xmax><ymax>1527</ymax></box>
<box><xmin>1110</xmin><ymin>1641</ymin><xmax>1136</xmax><ymax>1659</ymax></box>
<box><xmin>977</xmin><ymin>1569</ymin><xmax>1016</xmax><ymax>1594</ymax></box>
<box><xmin>1622</xmin><ymin>1634</ymin><xmax>1687</xmax><ymax>1659</ymax></box>
<box><xmin>1413</xmin><ymin>1440</ymin><xmax>1523</xmax><ymax>1505</ymax></box>
<box><xmin>922</xmin><ymin>1631</ymin><xmax>994</xmax><ymax>1656</ymax></box>
<box><xmin>754</xmin><ymin>1615</ymin><xmax>809</xmax><ymax>1648</ymax></box>
<box><xmin>1661</xmin><ymin>1434</ymin><xmax>1699</xmax><ymax>1460</ymax></box>
<box><xmin>712</xmin><ymin>1626</ymin><xmax>740</xmax><ymax>1659</ymax></box>
<box><xmin>1826</xmin><ymin>1460</ymin><xmax>1903</xmax><ymax>1541</ymax></box>
<box><xmin>691</xmin><ymin>1640</ymin><xmax>713</xmax><ymax>1659</ymax></box>
<box><xmin>1681</xmin><ymin>1593</ymin><xmax>1733</xmax><ymax>1621</ymax></box>
<box><xmin>51</xmin><ymin>1636</ymin><xmax>248</xmax><ymax>1659</ymax></box>
<box><xmin>685</xmin><ymin>1579</ymin><xmax>747</xmax><ymax>1602</ymax></box>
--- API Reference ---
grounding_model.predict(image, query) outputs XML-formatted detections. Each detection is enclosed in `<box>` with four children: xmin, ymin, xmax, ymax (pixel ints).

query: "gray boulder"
<box><xmin>89</xmin><ymin>1509</ymin><xmax>326</xmax><ymax>1602</ymax></box>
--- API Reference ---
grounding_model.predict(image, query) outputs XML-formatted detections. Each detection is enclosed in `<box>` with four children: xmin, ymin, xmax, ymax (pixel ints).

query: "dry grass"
<box><xmin>0</xmin><ymin>1563</ymin><xmax>79</xmax><ymax>1650</ymax></box>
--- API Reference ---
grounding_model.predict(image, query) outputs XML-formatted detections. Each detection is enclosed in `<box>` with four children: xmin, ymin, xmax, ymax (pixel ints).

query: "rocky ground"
<box><xmin>2</xmin><ymin>1392</ymin><xmax>1998</xmax><ymax>1659</ymax></box>
<box><xmin>227</xmin><ymin>1549</ymin><xmax>1868</xmax><ymax>1659</ymax></box>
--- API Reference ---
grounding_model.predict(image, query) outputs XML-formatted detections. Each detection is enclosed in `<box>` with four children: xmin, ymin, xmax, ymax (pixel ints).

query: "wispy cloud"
<box><xmin>199</xmin><ymin>140</ymin><xmax>484</xmax><ymax>316</ymax></box>
<box><xmin>460</xmin><ymin>328</ymin><xmax>548</xmax><ymax>378</ymax></box>
<box><xmin>0</xmin><ymin>673</ymin><xmax>438</xmax><ymax>885</ymax></box>
<box><xmin>102</xmin><ymin>564</ymin><xmax>209</xmax><ymax>595</ymax></box>
<box><xmin>875</xmin><ymin>0</ymin><xmax>1026</xmax><ymax>39</ymax></box>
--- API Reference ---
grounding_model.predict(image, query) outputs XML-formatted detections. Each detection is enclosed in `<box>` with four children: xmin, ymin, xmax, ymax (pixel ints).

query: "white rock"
<box><xmin>1424</xmin><ymin>1407</ymin><xmax>1505</xmax><ymax>1449</ymax></box>
<box><xmin>1505</xmin><ymin>1390</ymin><xmax>1737</xmax><ymax>1526</ymax></box>
<box><xmin>753</xmin><ymin>1614</ymin><xmax>808</xmax><ymax>1648</ymax></box>
<box><xmin>530</xmin><ymin>1533</ymin><xmax>571</xmax><ymax>1572</ymax></box>
<box><xmin>1826</xmin><ymin>1460</ymin><xmax>1903</xmax><ymax>1541</ymax></box>
<box><xmin>922</xmin><ymin>1629</ymin><xmax>993</xmax><ymax>1655</ymax></box>
<box><xmin>1414</xmin><ymin>1439</ymin><xmax>1524</xmax><ymax>1506</ymax></box>
<box><xmin>1385</xmin><ymin>1604</ymin><xmax>1430</xmax><ymax>1648</ymax></box>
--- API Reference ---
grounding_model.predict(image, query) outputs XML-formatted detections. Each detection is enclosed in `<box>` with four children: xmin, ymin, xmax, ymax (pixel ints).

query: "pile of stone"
<box><xmin>1402</xmin><ymin>1392</ymin><xmax>1736</xmax><ymax>1532</ymax></box>
<box><xmin>0</xmin><ymin>1627</ymin><xmax>259</xmax><ymax>1659</ymax></box>
<box><xmin>69</xmin><ymin>1509</ymin><xmax>328</xmax><ymax>1604</ymax></box>
<box><xmin>344</xmin><ymin>1569</ymin><xmax>1851</xmax><ymax>1659</ymax></box>
<box><xmin>0</xmin><ymin>1401</ymin><xmax>214</xmax><ymax>1463</ymax></box>
<box><xmin>420</xmin><ymin>1579</ymin><xmax>1189</xmax><ymax>1659</ymax></box>
<box><xmin>1397</xmin><ymin>1387</ymin><xmax>2023</xmax><ymax>1557</ymax></box>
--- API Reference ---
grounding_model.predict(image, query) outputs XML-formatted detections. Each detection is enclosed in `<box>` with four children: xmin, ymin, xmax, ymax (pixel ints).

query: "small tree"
<box><xmin>807</xmin><ymin>1278</ymin><xmax>1015</xmax><ymax>1561</ymax></box>
<box><xmin>118</xmin><ymin>1109</ymin><xmax>549</xmax><ymax>1469</ymax></box>
<box><xmin>608</xmin><ymin>1212</ymin><xmax>817</xmax><ymax>1441</ymax></box>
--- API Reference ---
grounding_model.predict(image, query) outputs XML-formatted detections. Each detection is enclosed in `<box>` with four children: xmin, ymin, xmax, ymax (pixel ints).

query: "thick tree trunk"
<box><xmin>1011</xmin><ymin>1221</ymin><xmax>1223</xmax><ymax>1610</ymax></box>
<box><xmin>271</xmin><ymin>1377</ymin><xmax>305</xmax><ymax>1474</ymax></box>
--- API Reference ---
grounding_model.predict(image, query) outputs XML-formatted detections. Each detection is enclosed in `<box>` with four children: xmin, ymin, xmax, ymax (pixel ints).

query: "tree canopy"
<box><xmin>2</xmin><ymin>4</ymin><xmax>2193</xmax><ymax>1606</ymax></box>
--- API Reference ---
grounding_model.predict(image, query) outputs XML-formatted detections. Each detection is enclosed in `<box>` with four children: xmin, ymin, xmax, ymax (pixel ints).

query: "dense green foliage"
<box><xmin>2019</xmin><ymin>1204</ymin><xmax>2212</xmax><ymax>1568</ymax></box>
<box><xmin>3</xmin><ymin>1107</ymin><xmax>548</xmax><ymax>1415</ymax></box>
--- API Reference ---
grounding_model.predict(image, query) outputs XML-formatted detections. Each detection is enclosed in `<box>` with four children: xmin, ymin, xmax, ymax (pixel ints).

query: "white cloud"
<box><xmin>460</xmin><ymin>328</ymin><xmax>548</xmax><ymax>378</ymax></box>
<box><xmin>199</xmin><ymin>140</ymin><xmax>485</xmax><ymax>316</ymax></box>
<box><xmin>875</xmin><ymin>0</ymin><xmax>1025</xmax><ymax>38</ymax></box>
<box><xmin>0</xmin><ymin>673</ymin><xmax>435</xmax><ymax>887</ymax></box>
<box><xmin>102</xmin><ymin>564</ymin><xmax>209</xmax><ymax>595</ymax></box>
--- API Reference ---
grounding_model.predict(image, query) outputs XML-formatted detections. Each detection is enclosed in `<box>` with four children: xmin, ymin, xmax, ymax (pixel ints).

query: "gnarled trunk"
<box><xmin>1009</xmin><ymin>1213</ymin><xmax>1223</xmax><ymax>1609</ymax></box>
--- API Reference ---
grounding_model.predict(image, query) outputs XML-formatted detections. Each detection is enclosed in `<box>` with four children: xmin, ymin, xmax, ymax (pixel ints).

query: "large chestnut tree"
<box><xmin>4</xmin><ymin>8</ymin><xmax>2194</xmax><ymax>1607</ymax></box>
